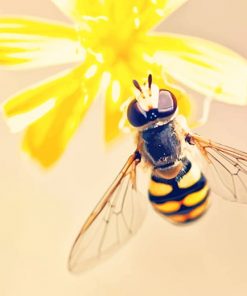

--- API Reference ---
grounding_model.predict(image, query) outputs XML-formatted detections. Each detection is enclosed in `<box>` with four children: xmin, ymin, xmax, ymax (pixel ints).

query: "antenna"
<box><xmin>132</xmin><ymin>79</ymin><xmax>143</xmax><ymax>93</ymax></box>
<box><xmin>148</xmin><ymin>74</ymin><xmax>152</xmax><ymax>90</ymax></box>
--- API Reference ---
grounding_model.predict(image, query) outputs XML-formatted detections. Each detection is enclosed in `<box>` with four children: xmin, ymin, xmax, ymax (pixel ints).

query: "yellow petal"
<box><xmin>0</xmin><ymin>17</ymin><xmax>82</xmax><ymax>68</ymax></box>
<box><xmin>3</xmin><ymin>56</ymin><xmax>103</xmax><ymax>167</ymax></box>
<box><xmin>104</xmin><ymin>63</ymin><xmax>133</xmax><ymax>142</ymax></box>
<box><xmin>114</xmin><ymin>0</ymin><xmax>187</xmax><ymax>33</ymax></box>
<box><xmin>137</xmin><ymin>0</ymin><xmax>188</xmax><ymax>32</ymax></box>
<box><xmin>146</xmin><ymin>33</ymin><xmax>247</xmax><ymax>105</ymax></box>
<box><xmin>22</xmin><ymin>63</ymin><xmax>102</xmax><ymax>167</ymax></box>
<box><xmin>52</xmin><ymin>0</ymin><xmax>111</xmax><ymax>23</ymax></box>
<box><xmin>53</xmin><ymin>0</ymin><xmax>187</xmax><ymax>35</ymax></box>
<box><xmin>3</xmin><ymin>66</ymin><xmax>85</xmax><ymax>128</ymax></box>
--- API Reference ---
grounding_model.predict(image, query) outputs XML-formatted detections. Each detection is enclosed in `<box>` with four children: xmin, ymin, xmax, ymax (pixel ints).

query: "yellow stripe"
<box><xmin>152</xmin><ymin>201</ymin><xmax>181</xmax><ymax>213</ymax></box>
<box><xmin>149</xmin><ymin>179</ymin><xmax>173</xmax><ymax>196</ymax></box>
<box><xmin>189</xmin><ymin>199</ymin><xmax>209</xmax><ymax>219</ymax></box>
<box><xmin>167</xmin><ymin>199</ymin><xmax>209</xmax><ymax>223</ymax></box>
<box><xmin>183</xmin><ymin>185</ymin><xmax>209</xmax><ymax>207</ymax></box>
<box><xmin>178</xmin><ymin>162</ymin><xmax>201</xmax><ymax>189</ymax></box>
<box><xmin>168</xmin><ymin>214</ymin><xmax>188</xmax><ymax>223</ymax></box>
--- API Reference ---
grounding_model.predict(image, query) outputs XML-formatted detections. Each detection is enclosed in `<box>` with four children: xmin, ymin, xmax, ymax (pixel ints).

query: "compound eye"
<box><xmin>127</xmin><ymin>99</ymin><xmax>148</xmax><ymax>127</ymax></box>
<box><xmin>158</xmin><ymin>90</ymin><xmax>177</xmax><ymax>118</ymax></box>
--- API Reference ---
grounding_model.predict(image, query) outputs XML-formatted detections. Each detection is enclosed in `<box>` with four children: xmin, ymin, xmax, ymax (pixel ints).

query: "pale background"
<box><xmin>0</xmin><ymin>1</ymin><xmax>247</xmax><ymax>296</ymax></box>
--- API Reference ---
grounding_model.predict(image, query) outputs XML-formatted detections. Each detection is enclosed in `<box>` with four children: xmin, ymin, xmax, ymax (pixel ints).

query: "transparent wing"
<box><xmin>187</xmin><ymin>133</ymin><xmax>247</xmax><ymax>203</ymax></box>
<box><xmin>68</xmin><ymin>151</ymin><xmax>146</xmax><ymax>273</ymax></box>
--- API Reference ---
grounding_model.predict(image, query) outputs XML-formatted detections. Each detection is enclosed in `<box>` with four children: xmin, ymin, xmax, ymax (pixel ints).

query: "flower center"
<box><xmin>77</xmin><ymin>19</ymin><xmax>142</xmax><ymax>66</ymax></box>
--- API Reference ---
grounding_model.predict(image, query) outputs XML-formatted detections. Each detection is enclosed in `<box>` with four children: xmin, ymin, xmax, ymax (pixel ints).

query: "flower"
<box><xmin>1</xmin><ymin>0</ymin><xmax>247</xmax><ymax>167</ymax></box>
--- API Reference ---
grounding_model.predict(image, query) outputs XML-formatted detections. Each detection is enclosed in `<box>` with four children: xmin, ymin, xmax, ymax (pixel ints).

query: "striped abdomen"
<box><xmin>149</xmin><ymin>159</ymin><xmax>210</xmax><ymax>223</ymax></box>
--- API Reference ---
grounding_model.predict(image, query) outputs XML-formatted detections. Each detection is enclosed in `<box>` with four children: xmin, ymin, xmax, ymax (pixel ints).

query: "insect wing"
<box><xmin>68</xmin><ymin>151</ymin><xmax>146</xmax><ymax>273</ymax></box>
<box><xmin>189</xmin><ymin>134</ymin><xmax>247</xmax><ymax>203</ymax></box>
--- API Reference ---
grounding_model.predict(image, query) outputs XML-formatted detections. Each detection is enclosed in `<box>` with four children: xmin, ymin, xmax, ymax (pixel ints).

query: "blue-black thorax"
<box><xmin>140</xmin><ymin>121</ymin><xmax>182</xmax><ymax>169</ymax></box>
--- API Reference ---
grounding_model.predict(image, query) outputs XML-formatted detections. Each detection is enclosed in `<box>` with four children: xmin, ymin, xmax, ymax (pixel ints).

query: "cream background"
<box><xmin>0</xmin><ymin>0</ymin><xmax>247</xmax><ymax>295</ymax></box>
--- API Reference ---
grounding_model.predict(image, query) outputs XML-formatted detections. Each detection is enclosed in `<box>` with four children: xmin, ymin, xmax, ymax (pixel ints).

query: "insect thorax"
<box><xmin>138</xmin><ymin>120</ymin><xmax>182</xmax><ymax>170</ymax></box>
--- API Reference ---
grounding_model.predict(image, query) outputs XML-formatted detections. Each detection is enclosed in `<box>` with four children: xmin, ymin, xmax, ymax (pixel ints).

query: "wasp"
<box><xmin>68</xmin><ymin>74</ymin><xmax>247</xmax><ymax>272</ymax></box>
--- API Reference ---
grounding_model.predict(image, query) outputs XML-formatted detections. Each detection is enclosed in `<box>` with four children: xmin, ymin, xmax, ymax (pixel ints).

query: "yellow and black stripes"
<box><xmin>149</xmin><ymin>159</ymin><xmax>210</xmax><ymax>223</ymax></box>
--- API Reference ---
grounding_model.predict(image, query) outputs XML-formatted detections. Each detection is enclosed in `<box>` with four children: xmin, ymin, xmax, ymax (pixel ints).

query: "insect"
<box><xmin>68</xmin><ymin>74</ymin><xmax>247</xmax><ymax>272</ymax></box>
